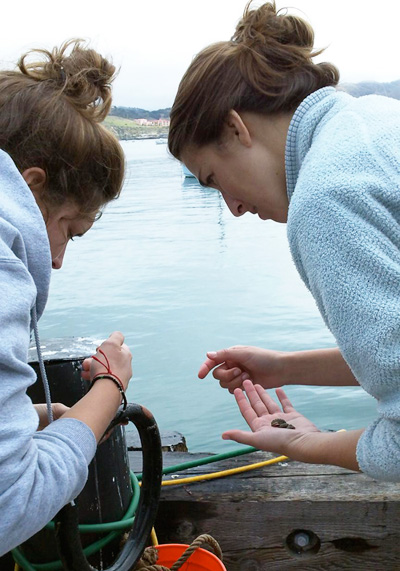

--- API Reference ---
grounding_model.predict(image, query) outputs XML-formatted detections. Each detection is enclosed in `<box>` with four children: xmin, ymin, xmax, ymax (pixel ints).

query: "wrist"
<box><xmin>285</xmin><ymin>430</ymin><xmax>363</xmax><ymax>472</ymax></box>
<box><xmin>278</xmin><ymin>351</ymin><xmax>295</xmax><ymax>386</ymax></box>
<box><xmin>288</xmin><ymin>431</ymin><xmax>326</xmax><ymax>463</ymax></box>
<box><xmin>281</xmin><ymin>350</ymin><xmax>324</xmax><ymax>386</ymax></box>
<box><xmin>91</xmin><ymin>374</ymin><xmax>127</xmax><ymax>410</ymax></box>
<box><xmin>65</xmin><ymin>380</ymin><xmax>122</xmax><ymax>443</ymax></box>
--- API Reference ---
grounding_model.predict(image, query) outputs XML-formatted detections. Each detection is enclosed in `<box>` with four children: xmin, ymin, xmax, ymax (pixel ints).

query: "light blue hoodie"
<box><xmin>0</xmin><ymin>150</ymin><xmax>96</xmax><ymax>555</ymax></box>
<box><xmin>286</xmin><ymin>87</ymin><xmax>400</xmax><ymax>481</ymax></box>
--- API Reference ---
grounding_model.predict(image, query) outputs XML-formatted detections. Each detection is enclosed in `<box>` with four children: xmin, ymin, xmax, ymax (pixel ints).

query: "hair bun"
<box><xmin>233</xmin><ymin>2</ymin><xmax>314</xmax><ymax>55</ymax></box>
<box><xmin>17</xmin><ymin>39</ymin><xmax>117</xmax><ymax>121</ymax></box>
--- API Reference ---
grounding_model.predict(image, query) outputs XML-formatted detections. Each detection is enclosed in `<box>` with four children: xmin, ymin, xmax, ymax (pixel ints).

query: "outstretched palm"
<box><xmin>222</xmin><ymin>380</ymin><xmax>320</xmax><ymax>453</ymax></box>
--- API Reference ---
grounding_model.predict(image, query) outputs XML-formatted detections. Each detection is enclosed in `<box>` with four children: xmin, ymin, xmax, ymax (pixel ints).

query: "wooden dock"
<box><xmin>2</xmin><ymin>341</ymin><xmax>395</xmax><ymax>569</ymax></box>
<box><xmin>128</xmin><ymin>447</ymin><xmax>400</xmax><ymax>570</ymax></box>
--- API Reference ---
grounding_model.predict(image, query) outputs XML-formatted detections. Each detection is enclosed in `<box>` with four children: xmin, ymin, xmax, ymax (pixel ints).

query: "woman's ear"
<box><xmin>21</xmin><ymin>167</ymin><xmax>47</xmax><ymax>196</ymax></box>
<box><xmin>223</xmin><ymin>110</ymin><xmax>252</xmax><ymax>148</ymax></box>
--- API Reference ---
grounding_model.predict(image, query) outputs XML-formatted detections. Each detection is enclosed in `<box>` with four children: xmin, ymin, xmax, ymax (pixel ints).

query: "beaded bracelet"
<box><xmin>91</xmin><ymin>374</ymin><xmax>127</xmax><ymax>411</ymax></box>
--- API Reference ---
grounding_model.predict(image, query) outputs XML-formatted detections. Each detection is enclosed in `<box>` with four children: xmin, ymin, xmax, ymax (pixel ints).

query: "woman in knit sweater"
<box><xmin>168</xmin><ymin>1</ymin><xmax>400</xmax><ymax>481</ymax></box>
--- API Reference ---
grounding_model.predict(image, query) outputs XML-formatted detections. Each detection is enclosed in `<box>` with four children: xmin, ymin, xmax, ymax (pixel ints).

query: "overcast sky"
<box><xmin>2</xmin><ymin>0</ymin><xmax>398</xmax><ymax>109</ymax></box>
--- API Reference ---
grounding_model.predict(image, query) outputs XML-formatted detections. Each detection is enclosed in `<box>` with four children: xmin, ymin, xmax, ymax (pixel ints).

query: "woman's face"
<box><xmin>23</xmin><ymin>167</ymin><xmax>95</xmax><ymax>269</ymax></box>
<box><xmin>181</xmin><ymin>110</ymin><xmax>291</xmax><ymax>223</ymax></box>
<box><xmin>44</xmin><ymin>203</ymin><xmax>95</xmax><ymax>270</ymax></box>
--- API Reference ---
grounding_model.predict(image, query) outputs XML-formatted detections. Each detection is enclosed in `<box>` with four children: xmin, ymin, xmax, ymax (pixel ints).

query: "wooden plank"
<box><xmin>125</xmin><ymin>429</ymin><xmax>188</xmax><ymax>452</ymax></box>
<box><xmin>129</xmin><ymin>450</ymin><xmax>400</xmax><ymax>570</ymax></box>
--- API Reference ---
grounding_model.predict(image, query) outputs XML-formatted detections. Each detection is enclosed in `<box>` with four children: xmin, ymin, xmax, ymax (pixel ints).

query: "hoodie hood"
<box><xmin>0</xmin><ymin>150</ymin><xmax>51</xmax><ymax>319</ymax></box>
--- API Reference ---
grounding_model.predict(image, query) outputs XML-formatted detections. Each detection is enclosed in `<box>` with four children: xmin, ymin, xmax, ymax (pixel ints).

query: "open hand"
<box><xmin>222</xmin><ymin>380</ymin><xmax>320</xmax><ymax>454</ymax></box>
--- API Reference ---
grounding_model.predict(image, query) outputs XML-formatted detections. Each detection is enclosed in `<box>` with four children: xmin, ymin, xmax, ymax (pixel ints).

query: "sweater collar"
<box><xmin>285</xmin><ymin>86</ymin><xmax>337</xmax><ymax>202</ymax></box>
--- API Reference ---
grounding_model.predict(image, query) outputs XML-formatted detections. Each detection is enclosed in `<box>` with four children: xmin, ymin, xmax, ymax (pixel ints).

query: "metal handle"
<box><xmin>54</xmin><ymin>403</ymin><xmax>163</xmax><ymax>571</ymax></box>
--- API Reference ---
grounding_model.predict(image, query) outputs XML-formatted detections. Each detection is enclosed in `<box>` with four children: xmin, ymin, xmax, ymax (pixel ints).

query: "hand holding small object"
<box><xmin>222</xmin><ymin>379</ymin><xmax>320</xmax><ymax>456</ymax></box>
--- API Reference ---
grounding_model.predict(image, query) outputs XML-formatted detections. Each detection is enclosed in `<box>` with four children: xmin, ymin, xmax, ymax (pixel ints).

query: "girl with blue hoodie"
<box><xmin>0</xmin><ymin>40</ymin><xmax>132</xmax><ymax>554</ymax></box>
<box><xmin>168</xmin><ymin>1</ymin><xmax>400</xmax><ymax>482</ymax></box>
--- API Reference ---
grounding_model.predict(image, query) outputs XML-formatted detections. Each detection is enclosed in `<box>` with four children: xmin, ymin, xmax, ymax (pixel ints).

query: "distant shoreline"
<box><xmin>103</xmin><ymin>115</ymin><xmax>169</xmax><ymax>141</ymax></box>
<box><xmin>114</xmin><ymin>133</ymin><xmax>168</xmax><ymax>141</ymax></box>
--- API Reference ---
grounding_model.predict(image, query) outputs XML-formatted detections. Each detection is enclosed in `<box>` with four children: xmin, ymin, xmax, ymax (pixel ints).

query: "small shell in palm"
<box><xmin>271</xmin><ymin>418</ymin><xmax>295</xmax><ymax>429</ymax></box>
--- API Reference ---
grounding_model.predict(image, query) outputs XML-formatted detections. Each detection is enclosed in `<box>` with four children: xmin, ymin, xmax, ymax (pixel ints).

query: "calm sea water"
<box><xmin>39</xmin><ymin>139</ymin><xmax>377</xmax><ymax>452</ymax></box>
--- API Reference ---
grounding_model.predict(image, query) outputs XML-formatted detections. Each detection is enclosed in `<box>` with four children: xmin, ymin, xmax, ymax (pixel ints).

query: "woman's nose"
<box><xmin>222</xmin><ymin>195</ymin><xmax>246</xmax><ymax>217</ymax></box>
<box><xmin>52</xmin><ymin>245</ymin><xmax>67</xmax><ymax>270</ymax></box>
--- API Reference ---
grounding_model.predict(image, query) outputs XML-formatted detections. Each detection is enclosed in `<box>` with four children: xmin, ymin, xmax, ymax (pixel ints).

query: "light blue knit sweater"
<box><xmin>286</xmin><ymin>87</ymin><xmax>400</xmax><ymax>481</ymax></box>
<box><xmin>0</xmin><ymin>150</ymin><xmax>97</xmax><ymax>555</ymax></box>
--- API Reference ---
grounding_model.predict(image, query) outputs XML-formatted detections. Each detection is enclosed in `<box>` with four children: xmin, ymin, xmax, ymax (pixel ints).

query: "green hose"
<box><xmin>12</xmin><ymin>471</ymin><xmax>140</xmax><ymax>571</ymax></box>
<box><xmin>136</xmin><ymin>445</ymin><xmax>258</xmax><ymax>481</ymax></box>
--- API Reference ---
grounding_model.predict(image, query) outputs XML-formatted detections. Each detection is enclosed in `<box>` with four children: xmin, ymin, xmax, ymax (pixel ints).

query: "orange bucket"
<box><xmin>155</xmin><ymin>543</ymin><xmax>227</xmax><ymax>570</ymax></box>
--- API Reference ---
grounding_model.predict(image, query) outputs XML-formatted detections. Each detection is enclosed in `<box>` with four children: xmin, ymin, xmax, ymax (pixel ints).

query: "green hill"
<box><xmin>109</xmin><ymin>106</ymin><xmax>171</xmax><ymax>120</ymax></box>
<box><xmin>103</xmin><ymin>115</ymin><xmax>168</xmax><ymax>140</ymax></box>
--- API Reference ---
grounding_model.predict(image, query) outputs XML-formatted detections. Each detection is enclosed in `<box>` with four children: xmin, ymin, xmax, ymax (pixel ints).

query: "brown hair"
<box><xmin>0</xmin><ymin>39</ymin><xmax>124</xmax><ymax>216</ymax></box>
<box><xmin>168</xmin><ymin>1</ymin><xmax>339</xmax><ymax>159</ymax></box>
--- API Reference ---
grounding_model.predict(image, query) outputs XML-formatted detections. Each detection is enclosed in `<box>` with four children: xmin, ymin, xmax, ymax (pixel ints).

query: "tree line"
<box><xmin>109</xmin><ymin>106</ymin><xmax>171</xmax><ymax>120</ymax></box>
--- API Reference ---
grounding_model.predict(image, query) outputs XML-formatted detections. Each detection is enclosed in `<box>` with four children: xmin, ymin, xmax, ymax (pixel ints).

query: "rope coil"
<box><xmin>134</xmin><ymin>534</ymin><xmax>223</xmax><ymax>570</ymax></box>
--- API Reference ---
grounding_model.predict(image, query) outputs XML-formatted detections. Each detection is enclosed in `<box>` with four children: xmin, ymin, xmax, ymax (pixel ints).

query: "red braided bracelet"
<box><xmin>91</xmin><ymin>348</ymin><xmax>124</xmax><ymax>385</ymax></box>
<box><xmin>90</xmin><ymin>348</ymin><xmax>127</xmax><ymax>410</ymax></box>
<box><xmin>91</xmin><ymin>374</ymin><xmax>127</xmax><ymax>411</ymax></box>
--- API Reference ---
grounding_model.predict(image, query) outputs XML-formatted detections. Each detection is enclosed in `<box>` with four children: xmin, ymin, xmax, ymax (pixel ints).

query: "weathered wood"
<box><xmin>125</xmin><ymin>429</ymin><xmax>188</xmax><ymax>452</ymax></box>
<box><xmin>129</xmin><ymin>450</ymin><xmax>400</xmax><ymax>570</ymax></box>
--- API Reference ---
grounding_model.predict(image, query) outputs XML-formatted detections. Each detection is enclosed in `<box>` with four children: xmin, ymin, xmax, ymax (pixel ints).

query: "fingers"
<box><xmin>253</xmin><ymin>384</ymin><xmax>281</xmax><ymax>414</ymax></box>
<box><xmin>198</xmin><ymin>348</ymin><xmax>250</xmax><ymax>392</ymax></box>
<box><xmin>94</xmin><ymin>332</ymin><xmax>126</xmax><ymax>360</ymax></box>
<box><xmin>95</xmin><ymin>332</ymin><xmax>131</xmax><ymax>361</ymax></box>
<box><xmin>198</xmin><ymin>348</ymin><xmax>239</xmax><ymax>378</ymax></box>
<box><xmin>52</xmin><ymin>403</ymin><xmax>69</xmax><ymax>420</ymax></box>
<box><xmin>238</xmin><ymin>383</ymin><xmax>268</xmax><ymax>419</ymax></box>
<box><xmin>240</xmin><ymin>380</ymin><xmax>280</xmax><ymax>415</ymax></box>
<box><xmin>81</xmin><ymin>358</ymin><xmax>92</xmax><ymax>381</ymax></box>
<box><xmin>102</xmin><ymin>331</ymin><xmax>125</xmax><ymax>348</ymax></box>
<box><xmin>275</xmin><ymin>388</ymin><xmax>296</xmax><ymax>413</ymax></box>
<box><xmin>216</xmin><ymin>366</ymin><xmax>250</xmax><ymax>391</ymax></box>
<box><xmin>197</xmin><ymin>358</ymin><xmax>217</xmax><ymax>379</ymax></box>
<box><xmin>241</xmin><ymin>381</ymin><xmax>295</xmax><ymax>415</ymax></box>
<box><xmin>233</xmin><ymin>388</ymin><xmax>259</xmax><ymax>426</ymax></box>
<box><xmin>233</xmin><ymin>382</ymin><xmax>293</xmax><ymax>434</ymax></box>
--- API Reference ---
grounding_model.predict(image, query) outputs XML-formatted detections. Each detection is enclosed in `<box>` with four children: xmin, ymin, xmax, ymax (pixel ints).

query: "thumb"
<box><xmin>222</xmin><ymin>430</ymin><xmax>256</xmax><ymax>446</ymax></box>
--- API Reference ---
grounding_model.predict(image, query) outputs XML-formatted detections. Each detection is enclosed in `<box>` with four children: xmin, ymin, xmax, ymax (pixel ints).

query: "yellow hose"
<box><xmin>151</xmin><ymin>527</ymin><xmax>159</xmax><ymax>546</ymax></box>
<box><xmin>160</xmin><ymin>431</ymin><xmax>346</xmax><ymax>486</ymax></box>
<box><xmin>161</xmin><ymin>454</ymin><xmax>289</xmax><ymax>485</ymax></box>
